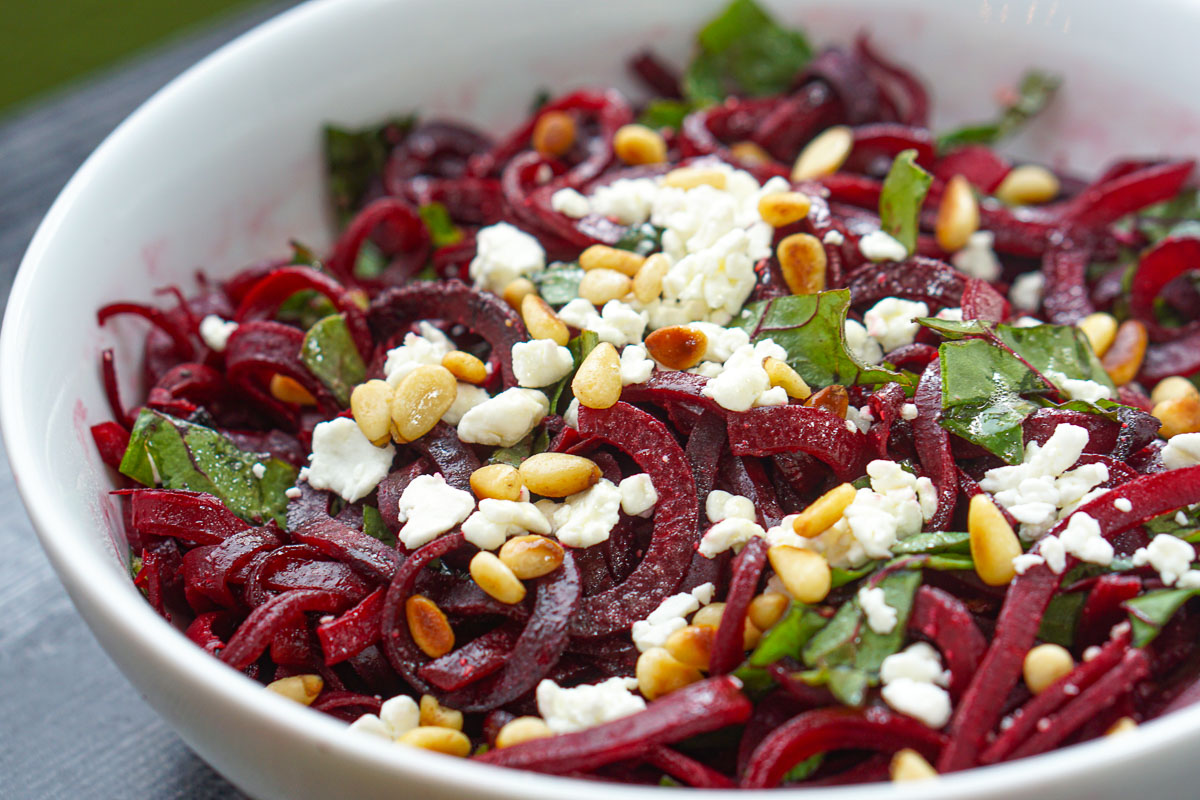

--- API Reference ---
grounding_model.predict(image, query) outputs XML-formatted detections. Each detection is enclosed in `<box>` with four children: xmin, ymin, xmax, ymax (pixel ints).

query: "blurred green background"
<box><xmin>0</xmin><ymin>0</ymin><xmax>267</xmax><ymax>117</ymax></box>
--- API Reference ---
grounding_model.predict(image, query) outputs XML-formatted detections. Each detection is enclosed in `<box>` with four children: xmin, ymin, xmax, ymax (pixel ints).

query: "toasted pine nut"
<box><xmin>995</xmin><ymin>164</ymin><xmax>1060</xmax><ymax>205</ymax></box>
<box><xmin>531</xmin><ymin>110</ymin><xmax>575</xmax><ymax>158</ymax></box>
<box><xmin>644</xmin><ymin>325</ymin><xmax>707</xmax><ymax>371</ymax></box>
<box><xmin>764</xmin><ymin>357</ymin><xmax>811</xmax><ymax>400</ymax></box>
<box><xmin>636</xmin><ymin>647</ymin><xmax>703</xmax><ymax>700</ymax></box>
<box><xmin>518</xmin><ymin>452</ymin><xmax>601</xmax><ymax>497</ymax></box>
<box><xmin>968</xmin><ymin>494</ymin><xmax>1021</xmax><ymax>587</ymax></box>
<box><xmin>791</xmin><ymin>126</ymin><xmax>853</xmax><ymax>182</ymax></box>
<box><xmin>747</xmin><ymin>592</ymin><xmax>789</xmax><ymax>632</ymax></box>
<box><xmin>496</xmin><ymin>716</ymin><xmax>553</xmax><ymax>748</ymax></box>
<box><xmin>767</xmin><ymin>546</ymin><xmax>831</xmax><ymax>604</ymax></box>
<box><xmin>521</xmin><ymin>294</ymin><xmax>569</xmax><ymax>346</ymax></box>
<box><xmin>266</xmin><ymin>674</ymin><xmax>323</xmax><ymax>705</ymax></box>
<box><xmin>776</xmin><ymin>233</ymin><xmax>827</xmax><ymax>295</ymax></box>
<box><xmin>758</xmin><ymin>192</ymin><xmax>813</xmax><ymax>228</ymax></box>
<box><xmin>691</xmin><ymin>602</ymin><xmax>725</xmax><ymax>629</ymax></box>
<box><xmin>502</xmin><ymin>278</ymin><xmax>537</xmax><ymax>310</ymax></box>
<box><xmin>1106</xmin><ymin>717</ymin><xmax>1138</xmax><ymax>736</ymax></box>
<box><xmin>470</xmin><ymin>463</ymin><xmax>524</xmax><ymax>502</ymax></box>
<box><xmin>419</xmin><ymin>694</ymin><xmax>464</xmax><ymax>731</ymax></box>
<box><xmin>390</xmin><ymin>365</ymin><xmax>457</xmax><ymax>443</ymax></box>
<box><xmin>1153</xmin><ymin>394</ymin><xmax>1200</xmax><ymax>439</ymax></box>
<box><xmin>890</xmin><ymin>748</ymin><xmax>938</xmax><ymax>782</ymax></box>
<box><xmin>1023</xmin><ymin>643</ymin><xmax>1075</xmax><ymax>694</ymax></box>
<box><xmin>406</xmin><ymin>595</ymin><xmax>454</xmax><ymax>658</ymax></box>
<box><xmin>805</xmin><ymin>384</ymin><xmax>849</xmax><ymax>418</ymax></box>
<box><xmin>632</xmin><ymin>253</ymin><xmax>670</xmax><ymax>304</ymax></box>
<box><xmin>579</xmin><ymin>244</ymin><xmax>646</xmax><ymax>276</ymax></box>
<box><xmin>935</xmin><ymin>175</ymin><xmax>980</xmax><ymax>252</ymax></box>
<box><xmin>613</xmin><ymin>124</ymin><xmax>667</xmax><ymax>165</ymax></box>
<box><xmin>1101</xmin><ymin>319</ymin><xmax>1148</xmax><ymax>386</ymax></box>
<box><xmin>270</xmin><ymin>374</ymin><xmax>316</xmax><ymax>406</ymax></box>
<box><xmin>665</xmin><ymin>624</ymin><xmax>715</xmax><ymax>671</ymax></box>
<box><xmin>350</xmin><ymin>379</ymin><xmax>394</xmax><ymax>446</ymax></box>
<box><xmin>572</xmin><ymin>342</ymin><xmax>622</xmax><ymax>409</ymax></box>
<box><xmin>662</xmin><ymin>167</ymin><xmax>727</xmax><ymax>190</ymax></box>
<box><xmin>730</xmin><ymin>140</ymin><xmax>773</xmax><ymax>166</ymax></box>
<box><xmin>1077</xmin><ymin>312</ymin><xmax>1118</xmax><ymax>358</ymax></box>
<box><xmin>577</xmin><ymin>268</ymin><xmax>632</xmax><ymax>305</ymax></box>
<box><xmin>442</xmin><ymin>350</ymin><xmax>487</xmax><ymax>385</ymax></box>
<box><xmin>397</xmin><ymin>726</ymin><xmax>471</xmax><ymax>757</ymax></box>
<box><xmin>499</xmin><ymin>534</ymin><xmax>565</xmax><ymax>579</ymax></box>
<box><xmin>1152</xmin><ymin>376</ymin><xmax>1200</xmax><ymax>406</ymax></box>
<box><xmin>470</xmin><ymin>551</ymin><xmax>527</xmax><ymax>604</ymax></box>
<box><xmin>793</xmin><ymin>483</ymin><xmax>857</xmax><ymax>538</ymax></box>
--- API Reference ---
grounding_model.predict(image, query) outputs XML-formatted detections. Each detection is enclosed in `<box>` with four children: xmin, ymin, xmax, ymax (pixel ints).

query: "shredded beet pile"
<box><xmin>89</xmin><ymin>0</ymin><xmax>1200</xmax><ymax>788</ymax></box>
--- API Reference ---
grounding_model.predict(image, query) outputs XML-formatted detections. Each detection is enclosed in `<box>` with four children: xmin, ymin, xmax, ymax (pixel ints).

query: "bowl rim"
<box><xmin>4</xmin><ymin>0</ymin><xmax>1200</xmax><ymax>796</ymax></box>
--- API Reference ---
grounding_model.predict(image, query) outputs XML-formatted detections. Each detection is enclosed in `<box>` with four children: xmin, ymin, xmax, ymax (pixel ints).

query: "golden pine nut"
<box><xmin>499</xmin><ymin>534</ymin><xmax>565</xmax><ymax>579</ymax></box>
<box><xmin>691</xmin><ymin>602</ymin><xmax>725</xmax><ymax>629</ymax></box>
<box><xmin>442</xmin><ymin>350</ymin><xmax>487</xmax><ymax>385</ymax></box>
<box><xmin>764</xmin><ymin>357</ymin><xmax>811</xmax><ymax>400</ymax></box>
<box><xmin>1023</xmin><ymin>643</ymin><xmax>1075</xmax><ymax>694</ymax></box>
<box><xmin>269</xmin><ymin>374</ymin><xmax>316</xmax><ymax>406</ymax></box>
<box><xmin>571</xmin><ymin>342</ymin><xmax>621</xmax><ymax>409</ymax></box>
<box><xmin>664</xmin><ymin>624</ymin><xmax>715</xmax><ymax>671</ymax></box>
<box><xmin>1153</xmin><ymin>395</ymin><xmax>1200</xmax><ymax>439</ymax></box>
<box><xmin>662</xmin><ymin>167</ymin><xmax>727</xmax><ymax>190</ymax></box>
<box><xmin>397</xmin><ymin>726</ymin><xmax>471</xmax><ymax>757</ymax></box>
<box><xmin>776</xmin><ymin>232</ymin><xmax>827</xmax><ymax>295</ymax></box>
<box><xmin>805</xmin><ymin>384</ymin><xmax>849</xmax><ymax>418</ymax></box>
<box><xmin>792</xmin><ymin>483</ymin><xmax>856</xmax><ymax>538</ymax></box>
<box><xmin>758</xmin><ymin>191</ymin><xmax>813</xmax><ymax>228</ymax></box>
<box><xmin>1152</xmin><ymin>376</ymin><xmax>1200</xmax><ymax>405</ymax></box>
<box><xmin>577</xmin><ymin>268</ymin><xmax>632</xmax><ymax>305</ymax></box>
<box><xmin>502</xmin><ymin>277</ymin><xmax>537</xmax><ymax>310</ymax></box>
<box><xmin>767</xmin><ymin>546</ymin><xmax>831</xmax><ymax>604</ymax></box>
<box><xmin>791</xmin><ymin>126</ymin><xmax>853</xmax><ymax>182</ymax></box>
<box><xmin>644</xmin><ymin>325</ymin><xmax>707</xmax><ymax>371</ymax></box>
<box><xmin>968</xmin><ymin>493</ymin><xmax>1021</xmax><ymax>586</ymax></box>
<box><xmin>747</xmin><ymin>592</ymin><xmax>790</xmax><ymax>632</ymax></box>
<box><xmin>1106</xmin><ymin>717</ymin><xmax>1138</xmax><ymax>737</ymax></box>
<box><xmin>521</xmin><ymin>294</ymin><xmax>569</xmax><ymax>346</ymax></box>
<box><xmin>419</xmin><ymin>694</ymin><xmax>464</xmax><ymax>731</ymax></box>
<box><xmin>995</xmin><ymin>164</ymin><xmax>1060</xmax><ymax>205</ymax></box>
<box><xmin>1101</xmin><ymin>319</ymin><xmax>1148</xmax><ymax>386</ymax></box>
<box><xmin>730</xmin><ymin>140</ymin><xmax>772</xmax><ymax>166</ymax></box>
<box><xmin>613</xmin><ymin>124</ymin><xmax>667</xmax><ymax>165</ymax></box>
<box><xmin>935</xmin><ymin>175</ymin><xmax>980</xmax><ymax>252</ymax></box>
<box><xmin>632</xmin><ymin>253</ymin><xmax>670</xmax><ymax>304</ymax></box>
<box><xmin>1077</xmin><ymin>312</ymin><xmax>1118</xmax><ymax>358</ymax></box>
<box><xmin>406</xmin><ymin>595</ymin><xmax>454</xmax><ymax>658</ymax></box>
<box><xmin>470</xmin><ymin>463</ymin><xmax>524</xmax><ymax>502</ymax></box>
<box><xmin>266</xmin><ymin>674</ymin><xmax>323</xmax><ymax>705</ymax></box>
<box><xmin>518</xmin><ymin>452</ymin><xmax>601</xmax><ymax>497</ymax></box>
<box><xmin>531</xmin><ymin>110</ymin><xmax>575</xmax><ymax>158</ymax></box>
<box><xmin>890</xmin><ymin>748</ymin><xmax>938</xmax><ymax>782</ymax></box>
<box><xmin>579</xmin><ymin>244</ymin><xmax>645</xmax><ymax>276</ymax></box>
<box><xmin>496</xmin><ymin>716</ymin><xmax>553</xmax><ymax>748</ymax></box>
<box><xmin>350</xmin><ymin>379</ymin><xmax>394</xmax><ymax>446</ymax></box>
<box><xmin>390</xmin><ymin>365</ymin><xmax>457</xmax><ymax>443</ymax></box>
<box><xmin>469</xmin><ymin>551</ymin><xmax>527</xmax><ymax>605</ymax></box>
<box><xmin>636</xmin><ymin>647</ymin><xmax>703</xmax><ymax>700</ymax></box>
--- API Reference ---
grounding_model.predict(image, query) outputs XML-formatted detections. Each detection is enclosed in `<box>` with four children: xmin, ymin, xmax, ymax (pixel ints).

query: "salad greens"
<box><xmin>879</xmin><ymin>149</ymin><xmax>933</xmax><ymax>256</ymax></box>
<box><xmin>300</xmin><ymin>314</ymin><xmax>367</xmax><ymax>407</ymax></box>
<box><xmin>324</xmin><ymin>116</ymin><xmax>416</xmax><ymax>226</ymax></box>
<box><xmin>936</xmin><ymin>69</ymin><xmax>1061</xmax><ymax>151</ymax></box>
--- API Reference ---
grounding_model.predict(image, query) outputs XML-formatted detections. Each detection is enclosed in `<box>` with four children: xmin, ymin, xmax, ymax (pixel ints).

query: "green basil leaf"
<box><xmin>915</xmin><ymin>317</ymin><xmax>994</xmax><ymax>339</ymax></box>
<box><xmin>324</xmin><ymin>116</ymin><xmax>416</xmax><ymax>227</ymax></box>
<box><xmin>791</xmin><ymin>666</ymin><xmax>870</xmax><ymax>707</ymax></box>
<box><xmin>489</xmin><ymin>434</ymin><xmax>533</xmax><ymax>468</ymax></box>
<box><xmin>781</xmin><ymin>754</ymin><xmax>824</xmax><ymax>784</ymax></box>
<box><xmin>361</xmin><ymin>504</ymin><xmax>395</xmax><ymax>547</ymax></box>
<box><xmin>119</xmin><ymin>408</ymin><xmax>297</xmax><ymax>526</ymax></box>
<box><xmin>354</xmin><ymin>240</ymin><xmax>388</xmax><ymax>279</ymax></box>
<box><xmin>1145</xmin><ymin>506</ymin><xmax>1200</xmax><ymax>541</ymax></box>
<box><xmin>994</xmin><ymin>323</ymin><xmax>1114</xmax><ymax>391</ymax></box>
<box><xmin>748</xmin><ymin>604</ymin><xmax>827</xmax><ymax>667</ymax></box>
<box><xmin>300</xmin><ymin>314</ymin><xmax>367</xmax><ymax>407</ymax></box>
<box><xmin>802</xmin><ymin>601</ymin><xmax>861</xmax><ymax>668</ymax></box>
<box><xmin>879</xmin><ymin>149</ymin><xmax>933</xmax><ymax>256</ymax></box>
<box><xmin>1126</xmin><ymin>188</ymin><xmax>1200</xmax><ymax>244</ymax></box>
<box><xmin>919</xmin><ymin>553</ymin><xmax>977</xmax><ymax>571</ymax></box>
<box><xmin>855</xmin><ymin>570</ymin><xmax>922</xmax><ymax>673</ymax></box>
<box><xmin>891</xmin><ymin>531</ymin><xmax>971</xmax><ymax>555</ymax></box>
<box><xmin>615</xmin><ymin>223</ymin><xmax>665</xmax><ymax>256</ymax></box>
<box><xmin>534</xmin><ymin>264</ymin><xmax>586</xmax><ymax>306</ymax></box>
<box><xmin>936</xmin><ymin>70</ymin><xmax>1061</xmax><ymax>152</ymax></box>
<box><xmin>1125</xmin><ymin>587</ymin><xmax>1200</xmax><ymax>647</ymax></box>
<box><xmin>1037</xmin><ymin>591</ymin><xmax>1087</xmax><ymax>648</ymax></box>
<box><xmin>831</xmin><ymin>562</ymin><xmax>879</xmax><ymax>588</ymax></box>
<box><xmin>734</xmin><ymin>290</ymin><xmax>914</xmax><ymax>389</ymax></box>
<box><xmin>418</xmin><ymin>202</ymin><xmax>463</xmax><ymax>249</ymax></box>
<box><xmin>639</xmin><ymin>100</ymin><xmax>699</xmax><ymax>131</ymax></box>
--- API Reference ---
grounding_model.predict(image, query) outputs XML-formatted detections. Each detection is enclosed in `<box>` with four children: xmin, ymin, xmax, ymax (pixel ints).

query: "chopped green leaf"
<box><xmin>639</xmin><ymin>99</ymin><xmax>699</xmax><ymax>131</ymax></box>
<box><xmin>994</xmin><ymin>323</ymin><xmax>1115</xmax><ymax>392</ymax></box>
<box><xmin>361</xmin><ymin>505</ymin><xmax>396</xmax><ymax>547</ymax></box>
<box><xmin>129</xmin><ymin>553</ymin><xmax>143</xmax><ymax>580</ymax></box>
<box><xmin>547</xmin><ymin>330</ymin><xmax>600</xmax><ymax>414</ymax></box>
<box><xmin>855</xmin><ymin>570</ymin><xmax>921</xmax><ymax>673</ymax></box>
<box><xmin>1037</xmin><ymin>590</ymin><xmax>1086</xmax><ymax>648</ymax></box>
<box><xmin>1126</xmin><ymin>188</ymin><xmax>1200</xmax><ymax>244</ymax></box>
<box><xmin>119</xmin><ymin>408</ymin><xmax>297</xmax><ymax>526</ymax></box>
<box><xmin>879</xmin><ymin>149</ymin><xmax>933</xmax><ymax>256</ymax></box>
<box><xmin>534</xmin><ymin>263</ymin><xmax>586</xmax><ymax>306</ymax></box>
<box><xmin>936</xmin><ymin>70</ymin><xmax>1061</xmax><ymax>151</ymax></box>
<box><xmin>748</xmin><ymin>604</ymin><xmax>827</xmax><ymax>667</ymax></box>
<box><xmin>827</xmin><ymin>666</ymin><xmax>871</xmax><ymax>707</ymax></box>
<box><xmin>529</xmin><ymin>88</ymin><xmax>551</xmax><ymax>114</ymax></box>
<box><xmin>418</xmin><ymin>202</ymin><xmax>463</xmax><ymax>249</ymax></box>
<box><xmin>802</xmin><ymin>601</ymin><xmax>861</xmax><ymax>668</ymax></box>
<box><xmin>916</xmin><ymin>316</ymin><xmax>993</xmax><ymax>339</ymax></box>
<box><xmin>353</xmin><ymin>240</ymin><xmax>388</xmax><ymax>279</ymax></box>
<box><xmin>781</xmin><ymin>754</ymin><xmax>824</xmax><ymax>784</ymax></box>
<box><xmin>614</xmin><ymin>223</ymin><xmax>665</xmax><ymax>256</ymax></box>
<box><xmin>1146</xmin><ymin>505</ymin><xmax>1200</xmax><ymax>542</ymax></box>
<box><xmin>300</xmin><ymin>314</ymin><xmax>367</xmax><ymax>407</ymax></box>
<box><xmin>324</xmin><ymin>116</ymin><xmax>416</xmax><ymax>227</ymax></box>
<box><xmin>489</xmin><ymin>435</ymin><xmax>533</xmax><ymax>468</ymax></box>
<box><xmin>831</xmin><ymin>562</ymin><xmax>878</xmax><ymax>588</ymax></box>
<box><xmin>734</xmin><ymin>290</ymin><xmax>914</xmax><ymax>389</ymax></box>
<box><xmin>891</xmin><ymin>531</ymin><xmax>971</xmax><ymax>555</ymax></box>
<box><xmin>289</xmin><ymin>239</ymin><xmax>321</xmax><ymax>267</ymax></box>
<box><xmin>1126</xmin><ymin>587</ymin><xmax>1200</xmax><ymax>647</ymax></box>
<box><xmin>658</xmin><ymin>775</ymin><xmax>683</xmax><ymax>788</ymax></box>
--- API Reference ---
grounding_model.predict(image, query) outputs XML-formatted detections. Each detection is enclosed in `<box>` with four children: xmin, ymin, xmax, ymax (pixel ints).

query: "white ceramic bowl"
<box><xmin>5</xmin><ymin>0</ymin><xmax>1200</xmax><ymax>797</ymax></box>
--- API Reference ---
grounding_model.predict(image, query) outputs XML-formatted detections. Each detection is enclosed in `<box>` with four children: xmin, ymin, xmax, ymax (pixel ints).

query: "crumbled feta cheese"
<box><xmin>1046</xmin><ymin>370</ymin><xmax>1112</xmax><ymax>404</ymax></box>
<box><xmin>305</xmin><ymin>418</ymin><xmax>395</xmax><ymax>503</ymax></box>
<box><xmin>1178</xmin><ymin>570</ymin><xmax>1200</xmax><ymax>589</ymax></box>
<box><xmin>880</xmin><ymin>642</ymin><xmax>949</xmax><ymax>686</ymax></box>
<box><xmin>706</xmin><ymin>490</ymin><xmax>757</xmax><ymax>524</ymax></box>
<box><xmin>631</xmin><ymin>583</ymin><xmax>716</xmax><ymax>652</ymax></box>
<box><xmin>537</xmin><ymin>677</ymin><xmax>646</xmax><ymax>734</ymax></box>
<box><xmin>1010</xmin><ymin>271</ymin><xmax>1045</xmax><ymax>312</ymax></box>
<box><xmin>1132</xmin><ymin>534</ymin><xmax>1197</xmax><ymax>586</ymax></box>
<box><xmin>1057</xmin><ymin>511</ymin><xmax>1113</xmax><ymax>566</ymax></box>
<box><xmin>619</xmin><ymin>344</ymin><xmax>655</xmax><ymax>385</ymax></box>
<box><xmin>1179</xmin><ymin>511</ymin><xmax>1192</xmax><ymax>526</ymax></box>
<box><xmin>901</xmin><ymin>403</ymin><xmax>919</xmax><ymax>421</ymax></box>
<box><xmin>1040</xmin><ymin>535</ymin><xmax>1067</xmax><ymax>574</ymax></box>
<box><xmin>846</xmin><ymin>405</ymin><xmax>874</xmax><ymax>434</ymax></box>
<box><xmin>764</xmin><ymin>514</ymin><xmax>805</xmax><ymax>550</ymax></box>
<box><xmin>951</xmin><ymin>230</ymin><xmax>1002</xmax><ymax>281</ymax></box>
<box><xmin>395</xmin><ymin>474</ymin><xmax>476</xmax><ymax>548</ymax></box>
<box><xmin>1012</xmin><ymin>553</ymin><xmax>1045</xmax><ymax>574</ymax></box>
<box><xmin>457</xmin><ymin>387</ymin><xmax>549</xmax><ymax>447</ymax></box>
<box><xmin>1114</xmin><ymin>497</ymin><xmax>1133</xmax><ymax>513</ymax></box>
<box><xmin>384</xmin><ymin>323</ymin><xmax>455</xmax><ymax>385</ymax></box>
<box><xmin>823</xmin><ymin>229</ymin><xmax>845</xmax><ymax>246</ymax></box>
<box><xmin>251</xmin><ymin>462</ymin><xmax>267</xmax><ymax>480</ymax></box>
<box><xmin>551</xmin><ymin>187</ymin><xmax>590</xmax><ymax>218</ymax></box>
<box><xmin>687</xmin><ymin>322</ymin><xmax>750</xmax><ymax>364</ymax></box>
<box><xmin>468</xmin><ymin>222</ymin><xmax>546</xmax><ymax>293</ymax></box>
<box><xmin>935</xmin><ymin>306</ymin><xmax>964</xmax><ymax>322</ymax></box>
<box><xmin>552</xmin><ymin>478</ymin><xmax>623</xmax><ymax>547</ymax></box>
<box><xmin>863</xmin><ymin>297</ymin><xmax>929</xmax><ymax>353</ymax></box>
<box><xmin>619</xmin><ymin>474</ymin><xmax>658</xmax><ymax>517</ymax></box>
<box><xmin>1163</xmin><ymin>433</ymin><xmax>1200</xmax><ymax>470</ymax></box>
<box><xmin>858</xmin><ymin>230</ymin><xmax>908</xmax><ymax>262</ymax></box>
<box><xmin>879</xmin><ymin>644</ymin><xmax>952</xmax><ymax>728</ymax></box>
<box><xmin>699</xmin><ymin>517</ymin><xmax>766</xmax><ymax>558</ymax></box>
<box><xmin>844</xmin><ymin>319</ymin><xmax>884</xmax><ymax>365</ymax></box>
<box><xmin>441</xmin><ymin>383</ymin><xmax>491</xmax><ymax>426</ymax></box>
<box><xmin>349</xmin><ymin>694</ymin><xmax>418</xmax><ymax>740</ymax></box>
<box><xmin>199</xmin><ymin>315</ymin><xmax>238</xmax><ymax>352</ymax></box>
<box><xmin>563</xmin><ymin>397</ymin><xmax>580</xmax><ymax>430</ymax></box>
<box><xmin>512</xmin><ymin>339</ymin><xmax>575</xmax><ymax>388</ymax></box>
<box><xmin>558</xmin><ymin>298</ymin><xmax>647</xmax><ymax>347</ymax></box>
<box><xmin>700</xmin><ymin>338</ymin><xmax>788</xmax><ymax>412</ymax></box>
<box><xmin>589</xmin><ymin>178</ymin><xmax>658</xmax><ymax>225</ymax></box>
<box><xmin>858</xmin><ymin>586</ymin><xmax>898</xmax><ymax>634</ymax></box>
<box><xmin>284</xmin><ymin>486</ymin><xmax>303</xmax><ymax>500</ymax></box>
<box><xmin>461</xmin><ymin>498</ymin><xmax>551</xmax><ymax>550</ymax></box>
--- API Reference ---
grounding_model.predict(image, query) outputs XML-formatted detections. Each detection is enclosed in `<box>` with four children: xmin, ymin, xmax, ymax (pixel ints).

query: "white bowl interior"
<box><xmin>5</xmin><ymin>0</ymin><xmax>1200</xmax><ymax>797</ymax></box>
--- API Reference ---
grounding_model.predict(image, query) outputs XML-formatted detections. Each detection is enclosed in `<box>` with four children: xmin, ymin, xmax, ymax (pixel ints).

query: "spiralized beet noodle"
<box><xmin>91</xmin><ymin>1</ymin><xmax>1200</xmax><ymax>789</ymax></box>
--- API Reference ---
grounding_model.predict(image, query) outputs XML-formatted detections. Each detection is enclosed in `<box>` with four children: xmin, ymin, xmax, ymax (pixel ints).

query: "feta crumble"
<box><xmin>457</xmin><ymin>387</ymin><xmax>549</xmax><ymax>447</ymax></box>
<box><xmin>699</xmin><ymin>517</ymin><xmax>766</xmax><ymax>558</ymax></box>
<box><xmin>706</xmin><ymin>490</ymin><xmax>757</xmax><ymax>524</ymax></box>
<box><xmin>700</xmin><ymin>338</ymin><xmax>789</xmax><ymax>412</ymax></box>
<box><xmin>441</xmin><ymin>383</ymin><xmax>491</xmax><ymax>426</ymax></box>
<box><xmin>858</xmin><ymin>230</ymin><xmax>908</xmax><ymax>262</ymax></box>
<box><xmin>863</xmin><ymin>297</ymin><xmax>929</xmax><ymax>353</ymax></box>
<box><xmin>395</xmin><ymin>474</ymin><xmax>476</xmax><ymax>548</ymax></box>
<box><xmin>879</xmin><ymin>643</ymin><xmax>952</xmax><ymax>728</ymax></box>
<box><xmin>951</xmin><ymin>230</ymin><xmax>1002</xmax><ymax>281</ymax></box>
<box><xmin>512</xmin><ymin>339</ymin><xmax>575</xmax><ymax>388</ymax></box>
<box><xmin>305</xmin><ymin>417</ymin><xmax>395</xmax><ymax>503</ymax></box>
<box><xmin>550</xmin><ymin>187</ymin><xmax>590</xmax><ymax>218</ymax></box>
<box><xmin>199</xmin><ymin>315</ymin><xmax>238</xmax><ymax>352</ymax></box>
<box><xmin>468</xmin><ymin>222</ymin><xmax>546</xmax><ymax>293</ymax></box>
<box><xmin>461</xmin><ymin>498</ymin><xmax>552</xmax><ymax>550</ymax></box>
<box><xmin>858</xmin><ymin>586</ymin><xmax>898</xmax><ymax>634</ymax></box>
<box><xmin>251</xmin><ymin>462</ymin><xmax>267</xmax><ymax>480</ymax></box>
<box><xmin>537</xmin><ymin>677</ymin><xmax>646</xmax><ymax>734</ymax></box>
<box><xmin>1114</xmin><ymin>497</ymin><xmax>1133</xmax><ymax>513</ymax></box>
<box><xmin>1010</xmin><ymin>271</ymin><xmax>1045</xmax><ymax>312</ymax></box>
<box><xmin>1163</xmin><ymin>433</ymin><xmax>1200</xmax><ymax>471</ymax></box>
<box><xmin>1132</xmin><ymin>534</ymin><xmax>1198</xmax><ymax>586</ymax></box>
<box><xmin>558</xmin><ymin>298</ymin><xmax>648</xmax><ymax>347</ymax></box>
<box><xmin>349</xmin><ymin>694</ymin><xmax>418</xmax><ymax>740</ymax></box>
<box><xmin>619</xmin><ymin>474</ymin><xmax>658</xmax><ymax>517</ymax></box>
<box><xmin>619</xmin><ymin>343</ymin><xmax>655</xmax><ymax>385</ymax></box>
<box><xmin>901</xmin><ymin>403</ymin><xmax>919</xmax><ymax>421</ymax></box>
<box><xmin>823</xmin><ymin>229</ymin><xmax>845</xmax><ymax>246</ymax></box>
<box><xmin>1046</xmin><ymin>370</ymin><xmax>1112</xmax><ymax>404</ymax></box>
<box><xmin>550</xmin><ymin>478</ymin><xmax>623</xmax><ymax>548</ymax></box>
<box><xmin>631</xmin><ymin>583</ymin><xmax>715</xmax><ymax>652</ymax></box>
<box><xmin>844</xmin><ymin>319</ymin><xmax>884</xmax><ymax>365</ymax></box>
<box><xmin>384</xmin><ymin>322</ymin><xmax>455</xmax><ymax>385</ymax></box>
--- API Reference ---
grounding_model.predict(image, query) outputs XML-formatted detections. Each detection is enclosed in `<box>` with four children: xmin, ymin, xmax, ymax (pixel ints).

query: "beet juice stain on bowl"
<box><xmin>78</xmin><ymin>0</ymin><xmax>1200</xmax><ymax>789</ymax></box>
